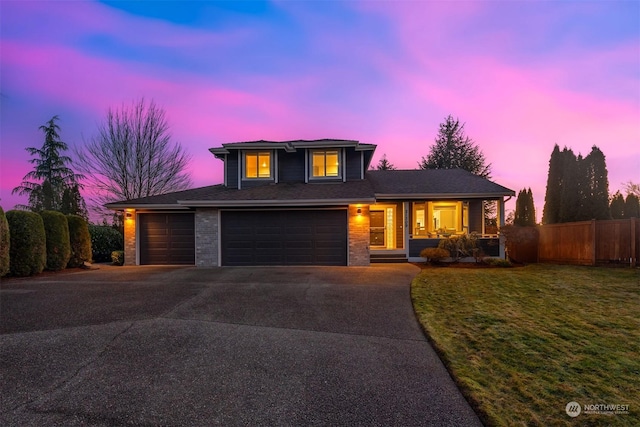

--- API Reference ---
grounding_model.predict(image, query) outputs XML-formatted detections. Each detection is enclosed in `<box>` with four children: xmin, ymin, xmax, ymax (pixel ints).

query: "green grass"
<box><xmin>411</xmin><ymin>264</ymin><xmax>639</xmax><ymax>426</ymax></box>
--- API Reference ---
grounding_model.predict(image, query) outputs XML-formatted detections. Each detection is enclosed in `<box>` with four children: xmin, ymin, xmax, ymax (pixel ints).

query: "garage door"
<box><xmin>221</xmin><ymin>210</ymin><xmax>347</xmax><ymax>266</ymax></box>
<box><xmin>139</xmin><ymin>213</ymin><xmax>195</xmax><ymax>265</ymax></box>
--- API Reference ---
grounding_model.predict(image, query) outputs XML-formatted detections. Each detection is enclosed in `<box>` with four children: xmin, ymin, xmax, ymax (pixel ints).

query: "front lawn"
<box><xmin>411</xmin><ymin>264</ymin><xmax>639</xmax><ymax>426</ymax></box>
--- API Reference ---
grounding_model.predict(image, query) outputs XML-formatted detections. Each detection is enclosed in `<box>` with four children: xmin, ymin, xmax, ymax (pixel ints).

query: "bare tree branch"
<box><xmin>74</xmin><ymin>98</ymin><xmax>192</xmax><ymax>212</ymax></box>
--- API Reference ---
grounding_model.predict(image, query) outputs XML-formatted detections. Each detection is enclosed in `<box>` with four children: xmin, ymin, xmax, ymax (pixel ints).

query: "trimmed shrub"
<box><xmin>0</xmin><ymin>206</ymin><xmax>9</xmax><ymax>277</ymax></box>
<box><xmin>89</xmin><ymin>225</ymin><xmax>123</xmax><ymax>262</ymax></box>
<box><xmin>438</xmin><ymin>234</ymin><xmax>478</xmax><ymax>261</ymax></box>
<box><xmin>111</xmin><ymin>250</ymin><xmax>124</xmax><ymax>266</ymax></box>
<box><xmin>40</xmin><ymin>210</ymin><xmax>71</xmax><ymax>271</ymax></box>
<box><xmin>420</xmin><ymin>247</ymin><xmax>450</xmax><ymax>264</ymax></box>
<box><xmin>6</xmin><ymin>210</ymin><xmax>46</xmax><ymax>277</ymax></box>
<box><xmin>67</xmin><ymin>215</ymin><xmax>92</xmax><ymax>268</ymax></box>
<box><xmin>484</xmin><ymin>257</ymin><xmax>513</xmax><ymax>268</ymax></box>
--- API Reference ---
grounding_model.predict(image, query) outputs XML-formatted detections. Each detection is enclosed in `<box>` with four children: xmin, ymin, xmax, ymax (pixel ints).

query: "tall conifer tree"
<box><xmin>580</xmin><ymin>146</ymin><xmax>610</xmax><ymax>220</ymax></box>
<box><xmin>542</xmin><ymin>145</ymin><xmax>563</xmax><ymax>224</ymax></box>
<box><xmin>558</xmin><ymin>149</ymin><xmax>580</xmax><ymax>223</ymax></box>
<box><xmin>515</xmin><ymin>188</ymin><xmax>536</xmax><ymax>226</ymax></box>
<box><xmin>625</xmin><ymin>194</ymin><xmax>640</xmax><ymax>218</ymax></box>
<box><xmin>610</xmin><ymin>191</ymin><xmax>625</xmax><ymax>219</ymax></box>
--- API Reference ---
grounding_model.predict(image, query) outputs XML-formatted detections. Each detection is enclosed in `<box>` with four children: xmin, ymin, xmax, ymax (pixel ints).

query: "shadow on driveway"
<box><xmin>1</xmin><ymin>264</ymin><xmax>481</xmax><ymax>426</ymax></box>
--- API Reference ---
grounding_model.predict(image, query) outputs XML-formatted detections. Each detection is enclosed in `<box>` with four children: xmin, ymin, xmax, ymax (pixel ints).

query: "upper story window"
<box><xmin>245</xmin><ymin>151</ymin><xmax>271</xmax><ymax>179</ymax></box>
<box><xmin>311</xmin><ymin>150</ymin><xmax>340</xmax><ymax>178</ymax></box>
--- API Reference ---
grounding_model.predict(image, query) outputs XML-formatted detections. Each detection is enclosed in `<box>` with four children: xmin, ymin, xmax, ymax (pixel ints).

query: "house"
<box><xmin>106</xmin><ymin>139</ymin><xmax>515</xmax><ymax>266</ymax></box>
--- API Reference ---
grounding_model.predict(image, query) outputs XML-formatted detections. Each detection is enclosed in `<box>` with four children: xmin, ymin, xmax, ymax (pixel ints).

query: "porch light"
<box><xmin>357</xmin><ymin>208</ymin><xmax>362</xmax><ymax>215</ymax></box>
<box><xmin>125</xmin><ymin>211</ymin><xmax>133</xmax><ymax>219</ymax></box>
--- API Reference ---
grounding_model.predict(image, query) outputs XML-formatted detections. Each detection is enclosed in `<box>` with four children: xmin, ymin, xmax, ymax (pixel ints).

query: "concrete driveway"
<box><xmin>1</xmin><ymin>264</ymin><xmax>482</xmax><ymax>426</ymax></box>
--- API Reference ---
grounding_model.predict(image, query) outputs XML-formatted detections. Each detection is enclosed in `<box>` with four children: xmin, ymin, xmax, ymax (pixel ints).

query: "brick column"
<box><xmin>195</xmin><ymin>208</ymin><xmax>219</xmax><ymax>267</ymax></box>
<box><xmin>348</xmin><ymin>205</ymin><xmax>370</xmax><ymax>266</ymax></box>
<box><xmin>123</xmin><ymin>210</ymin><xmax>136</xmax><ymax>266</ymax></box>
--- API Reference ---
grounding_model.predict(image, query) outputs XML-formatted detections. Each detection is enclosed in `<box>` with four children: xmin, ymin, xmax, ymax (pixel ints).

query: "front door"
<box><xmin>370</xmin><ymin>211</ymin><xmax>386</xmax><ymax>248</ymax></box>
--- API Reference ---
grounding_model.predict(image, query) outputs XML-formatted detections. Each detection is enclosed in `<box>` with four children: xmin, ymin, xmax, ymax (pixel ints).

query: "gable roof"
<box><xmin>367</xmin><ymin>169</ymin><xmax>515</xmax><ymax>199</ymax></box>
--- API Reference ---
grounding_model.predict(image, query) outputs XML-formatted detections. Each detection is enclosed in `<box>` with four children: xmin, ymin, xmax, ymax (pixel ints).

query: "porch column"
<box><xmin>498</xmin><ymin>198</ymin><xmax>506</xmax><ymax>259</ymax></box>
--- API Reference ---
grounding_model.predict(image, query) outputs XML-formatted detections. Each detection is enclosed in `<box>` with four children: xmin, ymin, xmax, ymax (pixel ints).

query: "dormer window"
<box><xmin>311</xmin><ymin>150</ymin><xmax>341</xmax><ymax>178</ymax></box>
<box><xmin>245</xmin><ymin>151</ymin><xmax>271</xmax><ymax>179</ymax></box>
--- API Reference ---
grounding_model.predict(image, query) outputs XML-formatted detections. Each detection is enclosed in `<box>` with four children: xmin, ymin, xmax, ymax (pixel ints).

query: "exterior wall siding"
<box><xmin>226</xmin><ymin>154</ymin><xmax>239</xmax><ymax>189</ymax></box>
<box><xmin>278</xmin><ymin>151</ymin><xmax>306</xmax><ymax>182</ymax></box>
<box><xmin>195</xmin><ymin>208</ymin><xmax>219</xmax><ymax>267</ymax></box>
<box><xmin>348</xmin><ymin>204</ymin><xmax>370</xmax><ymax>266</ymax></box>
<box><xmin>345</xmin><ymin>148</ymin><xmax>362</xmax><ymax>181</ymax></box>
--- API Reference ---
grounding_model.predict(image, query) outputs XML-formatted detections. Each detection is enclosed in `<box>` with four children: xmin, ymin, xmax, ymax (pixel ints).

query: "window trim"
<box><xmin>243</xmin><ymin>150</ymin><xmax>273</xmax><ymax>180</ymax></box>
<box><xmin>309</xmin><ymin>149</ymin><xmax>342</xmax><ymax>180</ymax></box>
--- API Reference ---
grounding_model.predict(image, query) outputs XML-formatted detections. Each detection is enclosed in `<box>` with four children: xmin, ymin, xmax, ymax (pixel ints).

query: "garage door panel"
<box><xmin>221</xmin><ymin>210</ymin><xmax>347</xmax><ymax>266</ymax></box>
<box><xmin>139</xmin><ymin>213</ymin><xmax>195</xmax><ymax>265</ymax></box>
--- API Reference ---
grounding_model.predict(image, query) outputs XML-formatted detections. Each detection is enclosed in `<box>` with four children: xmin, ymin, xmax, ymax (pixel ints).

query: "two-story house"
<box><xmin>106</xmin><ymin>139</ymin><xmax>515</xmax><ymax>266</ymax></box>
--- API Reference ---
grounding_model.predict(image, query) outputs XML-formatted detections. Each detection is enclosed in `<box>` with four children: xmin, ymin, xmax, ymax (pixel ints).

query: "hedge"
<box><xmin>40</xmin><ymin>210</ymin><xmax>71</xmax><ymax>271</ymax></box>
<box><xmin>88</xmin><ymin>225</ymin><xmax>123</xmax><ymax>263</ymax></box>
<box><xmin>67</xmin><ymin>215</ymin><xmax>92</xmax><ymax>268</ymax></box>
<box><xmin>6</xmin><ymin>210</ymin><xmax>46</xmax><ymax>277</ymax></box>
<box><xmin>0</xmin><ymin>207</ymin><xmax>9</xmax><ymax>277</ymax></box>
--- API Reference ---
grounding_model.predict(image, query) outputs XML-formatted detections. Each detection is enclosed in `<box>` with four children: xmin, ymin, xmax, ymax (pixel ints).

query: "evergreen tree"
<box><xmin>61</xmin><ymin>184</ymin><xmax>89</xmax><ymax>220</ymax></box>
<box><xmin>558</xmin><ymin>149</ymin><xmax>580</xmax><ymax>223</ymax></box>
<box><xmin>375</xmin><ymin>154</ymin><xmax>396</xmax><ymax>170</ymax></box>
<box><xmin>579</xmin><ymin>146</ymin><xmax>610</xmax><ymax>220</ymax></box>
<box><xmin>515</xmin><ymin>188</ymin><xmax>536</xmax><ymax>226</ymax></box>
<box><xmin>625</xmin><ymin>194</ymin><xmax>640</xmax><ymax>218</ymax></box>
<box><xmin>542</xmin><ymin>145</ymin><xmax>563</xmax><ymax>224</ymax></box>
<box><xmin>419</xmin><ymin>115</ymin><xmax>491</xmax><ymax>178</ymax></box>
<box><xmin>610</xmin><ymin>191</ymin><xmax>625</xmax><ymax>219</ymax></box>
<box><xmin>12</xmin><ymin>116</ymin><xmax>86</xmax><ymax>215</ymax></box>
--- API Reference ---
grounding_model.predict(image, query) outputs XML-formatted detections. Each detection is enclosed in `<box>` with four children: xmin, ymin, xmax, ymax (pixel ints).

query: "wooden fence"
<box><xmin>505</xmin><ymin>218</ymin><xmax>639</xmax><ymax>266</ymax></box>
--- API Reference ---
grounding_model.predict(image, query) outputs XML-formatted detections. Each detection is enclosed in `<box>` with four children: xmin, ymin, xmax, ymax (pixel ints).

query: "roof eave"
<box><xmin>105</xmin><ymin>203</ymin><xmax>191</xmax><ymax>210</ymax></box>
<box><xmin>178</xmin><ymin>198</ymin><xmax>376</xmax><ymax>207</ymax></box>
<box><xmin>374</xmin><ymin>192</ymin><xmax>515</xmax><ymax>200</ymax></box>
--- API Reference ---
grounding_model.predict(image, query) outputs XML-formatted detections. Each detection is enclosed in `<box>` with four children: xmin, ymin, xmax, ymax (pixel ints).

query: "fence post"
<box><xmin>591</xmin><ymin>220</ymin><xmax>596</xmax><ymax>266</ymax></box>
<box><xmin>631</xmin><ymin>218</ymin><xmax>637</xmax><ymax>267</ymax></box>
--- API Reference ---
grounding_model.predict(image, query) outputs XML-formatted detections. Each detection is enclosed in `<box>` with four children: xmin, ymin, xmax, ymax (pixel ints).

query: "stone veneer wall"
<box><xmin>348</xmin><ymin>205</ymin><xmax>370</xmax><ymax>266</ymax></box>
<box><xmin>195</xmin><ymin>208</ymin><xmax>219</xmax><ymax>267</ymax></box>
<box><xmin>124</xmin><ymin>211</ymin><xmax>136</xmax><ymax>266</ymax></box>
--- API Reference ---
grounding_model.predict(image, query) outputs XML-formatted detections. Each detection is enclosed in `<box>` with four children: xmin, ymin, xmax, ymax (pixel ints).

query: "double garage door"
<box><xmin>138</xmin><ymin>210</ymin><xmax>347</xmax><ymax>266</ymax></box>
<box><xmin>221</xmin><ymin>210</ymin><xmax>347</xmax><ymax>266</ymax></box>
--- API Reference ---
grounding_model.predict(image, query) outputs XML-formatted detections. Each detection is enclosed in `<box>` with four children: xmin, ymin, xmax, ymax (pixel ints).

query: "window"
<box><xmin>312</xmin><ymin>150</ymin><xmax>340</xmax><ymax>178</ymax></box>
<box><xmin>412</xmin><ymin>201</ymin><xmax>463</xmax><ymax>237</ymax></box>
<box><xmin>245</xmin><ymin>152</ymin><xmax>271</xmax><ymax>179</ymax></box>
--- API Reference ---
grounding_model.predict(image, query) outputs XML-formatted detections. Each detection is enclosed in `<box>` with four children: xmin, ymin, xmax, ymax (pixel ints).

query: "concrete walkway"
<box><xmin>1</xmin><ymin>265</ymin><xmax>482</xmax><ymax>426</ymax></box>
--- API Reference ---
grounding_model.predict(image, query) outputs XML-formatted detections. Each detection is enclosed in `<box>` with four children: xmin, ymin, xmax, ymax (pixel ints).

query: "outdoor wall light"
<box><xmin>356</xmin><ymin>208</ymin><xmax>362</xmax><ymax>215</ymax></box>
<box><xmin>125</xmin><ymin>212</ymin><xmax>133</xmax><ymax>219</ymax></box>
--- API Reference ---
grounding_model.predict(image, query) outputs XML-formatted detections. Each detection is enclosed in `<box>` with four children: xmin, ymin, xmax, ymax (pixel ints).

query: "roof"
<box><xmin>106</xmin><ymin>168</ymin><xmax>514</xmax><ymax>209</ymax></box>
<box><xmin>366</xmin><ymin>169</ymin><xmax>515</xmax><ymax>199</ymax></box>
<box><xmin>209</xmin><ymin>139</ymin><xmax>376</xmax><ymax>157</ymax></box>
<box><xmin>106</xmin><ymin>180</ymin><xmax>376</xmax><ymax>209</ymax></box>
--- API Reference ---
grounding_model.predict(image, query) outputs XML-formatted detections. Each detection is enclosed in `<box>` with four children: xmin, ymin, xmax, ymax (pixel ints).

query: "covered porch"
<box><xmin>368</xmin><ymin>198</ymin><xmax>507</xmax><ymax>262</ymax></box>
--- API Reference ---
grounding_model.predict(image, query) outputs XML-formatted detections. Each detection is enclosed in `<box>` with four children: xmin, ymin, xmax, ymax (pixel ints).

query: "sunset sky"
<box><xmin>1</xmin><ymin>0</ymin><xmax>638</xmax><ymax>220</ymax></box>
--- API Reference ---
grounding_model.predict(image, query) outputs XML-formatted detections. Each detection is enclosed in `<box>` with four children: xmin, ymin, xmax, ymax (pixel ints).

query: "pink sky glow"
<box><xmin>1</xmin><ymin>0</ymin><xmax>638</xmax><ymax>221</ymax></box>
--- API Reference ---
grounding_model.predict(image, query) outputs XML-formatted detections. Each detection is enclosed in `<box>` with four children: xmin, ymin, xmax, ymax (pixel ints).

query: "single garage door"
<box><xmin>139</xmin><ymin>213</ymin><xmax>195</xmax><ymax>265</ymax></box>
<box><xmin>221</xmin><ymin>210</ymin><xmax>347</xmax><ymax>266</ymax></box>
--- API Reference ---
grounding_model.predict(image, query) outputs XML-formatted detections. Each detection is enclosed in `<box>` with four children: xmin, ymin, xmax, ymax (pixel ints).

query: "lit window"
<box><xmin>245</xmin><ymin>152</ymin><xmax>271</xmax><ymax>178</ymax></box>
<box><xmin>413</xmin><ymin>201</ymin><xmax>462</xmax><ymax>237</ymax></box>
<box><xmin>312</xmin><ymin>150</ymin><xmax>340</xmax><ymax>177</ymax></box>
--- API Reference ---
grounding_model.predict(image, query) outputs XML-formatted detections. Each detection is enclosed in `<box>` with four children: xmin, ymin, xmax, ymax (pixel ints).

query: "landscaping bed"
<box><xmin>411</xmin><ymin>264</ymin><xmax>639</xmax><ymax>426</ymax></box>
